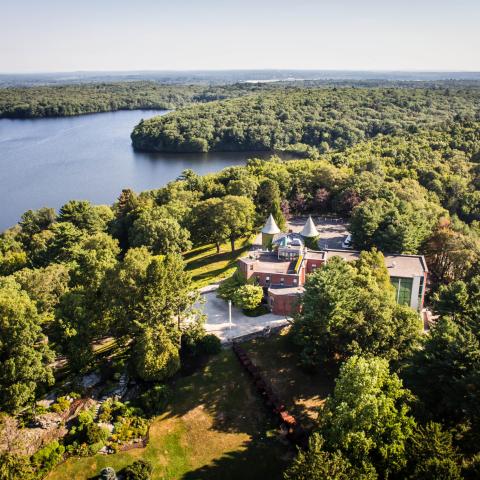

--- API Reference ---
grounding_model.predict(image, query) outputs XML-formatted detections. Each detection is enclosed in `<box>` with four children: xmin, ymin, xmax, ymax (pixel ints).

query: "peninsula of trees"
<box><xmin>0</xmin><ymin>81</ymin><xmax>277</xmax><ymax>118</ymax></box>
<box><xmin>131</xmin><ymin>86</ymin><xmax>480</xmax><ymax>153</ymax></box>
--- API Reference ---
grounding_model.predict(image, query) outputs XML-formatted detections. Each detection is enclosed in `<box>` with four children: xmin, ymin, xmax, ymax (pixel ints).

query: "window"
<box><xmin>293</xmin><ymin>278</ymin><xmax>297</xmax><ymax>285</ymax></box>
<box><xmin>418</xmin><ymin>275</ymin><xmax>425</xmax><ymax>307</ymax></box>
<box><xmin>249</xmin><ymin>264</ymin><xmax>253</xmax><ymax>271</ymax></box>
<box><xmin>312</xmin><ymin>264</ymin><xmax>317</xmax><ymax>269</ymax></box>
<box><xmin>391</xmin><ymin>277</ymin><xmax>413</xmax><ymax>306</ymax></box>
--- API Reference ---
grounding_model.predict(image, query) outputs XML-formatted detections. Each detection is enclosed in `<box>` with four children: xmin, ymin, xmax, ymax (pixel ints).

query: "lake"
<box><xmin>0</xmin><ymin>110</ymin><xmax>253</xmax><ymax>232</ymax></box>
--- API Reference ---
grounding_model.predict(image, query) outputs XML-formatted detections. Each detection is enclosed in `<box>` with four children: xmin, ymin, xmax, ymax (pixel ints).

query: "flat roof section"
<box><xmin>240</xmin><ymin>254</ymin><xmax>293</xmax><ymax>275</ymax></box>
<box><xmin>325</xmin><ymin>249</ymin><xmax>427</xmax><ymax>277</ymax></box>
<box><xmin>269</xmin><ymin>286</ymin><xmax>305</xmax><ymax>296</ymax></box>
<box><xmin>305</xmin><ymin>251</ymin><xmax>326</xmax><ymax>261</ymax></box>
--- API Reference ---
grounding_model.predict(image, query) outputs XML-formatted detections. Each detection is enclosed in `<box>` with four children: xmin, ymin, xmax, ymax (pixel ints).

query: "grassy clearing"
<box><xmin>241</xmin><ymin>327</ymin><xmax>336</xmax><ymax>427</ymax></box>
<box><xmin>48</xmin><ymin>328</ymin><xmax>332</xmax><ymax>480</ymax></box>
<box><xmin>184</xmin><ymin>237</ymin><xmax>252</xmax><ymax>289</ymax></box>
<box><xmin>48</xmin><ymin>343</ymin><xmax>289</xmax><ymax>480</ymax></box>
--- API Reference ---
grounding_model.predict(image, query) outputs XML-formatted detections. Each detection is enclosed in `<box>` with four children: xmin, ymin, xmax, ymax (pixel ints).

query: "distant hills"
<box><xmin>1</xmin><ymin>69</ymin><xmax>480</xmax><ymax>87</ymax></box>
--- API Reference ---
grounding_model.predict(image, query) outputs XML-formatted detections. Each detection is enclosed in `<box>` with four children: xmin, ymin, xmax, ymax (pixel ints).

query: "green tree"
<box><xmin>58</xmin><ymin>200</ymin><xmax>113</xmax><ymax>233</ymax></box>
<box><xmin>403</xmin><ymin>317</ymin><xmax>480</xmax><ymax>429</ymax></box>
<box><xmin>292</xmin><ymin>252</ymin><xmax>421</xmax><ymax>368</ymax></box>
<box><xmin>54</xmin><ymin>233</ymin><xmax>119</xmax><ymax>371</ymax></box>
<box><xmin>320</xmin><ymin>356</ymin><xmax>415</xmax><ymax>478</ymax></box>
<box><xmin>134</xmin><ymin>324</ymin><xmax>180</xmax><ymax>382</ymax></box>
<box><xmin>189</xmin><ymin>198</ymin><xmax>229</xmax><ymax>252</ymax></box>
<box><xmin>129</xmin><ymin>208</ymin><xmax>191</xmax><ymax>255</ymax></box>
<box><xmin>218</xmin><ymin>195</ymin><xmax>255</xmax><ymax>251</ymax></box>
<box><xmin>0</xmin><ymin>278</ymin><xmax>54</xmax><ymax>413</ymax></box>
<box><xmin>255</xmin><ymin>178</ymin><xmax>287</xmax><ymax>230</ymax></box>
<box><xmin>104</xmin><ymin>251</ymin><xmax>197</xmax><ymax>380</ymax></box>
<box><xmin>284</xmin><ymin>434</ymin><xmax>360</xmax><ymax>480</ymax></box>
<box><xmin>232</xmin><ymin>284</ymin><xmax>263</xmax><ymax>311</ymax></box>
<box><xmin>406</xmin><ymin>422</ymin><xmax>461</xmax><ymax>480</ymax></box>
<box><xmin>13</xmin><ymin>263</ymin><xmax>70</xmax><ymax>316</ymax></box>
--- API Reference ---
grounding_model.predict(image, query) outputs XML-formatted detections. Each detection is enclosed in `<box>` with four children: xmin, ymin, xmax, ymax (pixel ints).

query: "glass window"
<box><xmin>391</xmin><ymin>277</ymin><xmax>413</xmax><ymax>307</ymax></box>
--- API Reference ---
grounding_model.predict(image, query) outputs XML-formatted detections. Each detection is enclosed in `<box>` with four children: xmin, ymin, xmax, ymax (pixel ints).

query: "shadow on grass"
<box><xmin>241</xmin><ymin>331</ymin><xmax>337</xmax><ymax>427</ymax></box>
<box><xmin>180</xmin><ymin>437</ymin><xmax>289</xmax><ymax>480</ymax></box>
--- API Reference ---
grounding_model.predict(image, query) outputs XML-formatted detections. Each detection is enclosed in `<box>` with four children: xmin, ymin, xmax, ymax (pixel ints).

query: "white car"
<box><xmin>342</xmin><ymin>234</ymin><xmax>353</xmax><ymax>249</ymax></box>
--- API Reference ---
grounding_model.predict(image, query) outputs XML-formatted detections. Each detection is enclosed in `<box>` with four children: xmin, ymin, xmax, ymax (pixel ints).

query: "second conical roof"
<box><xmin>300</xmin><ymin>216</ymin><xmax>319</xmax><ymax>237</ymax></box>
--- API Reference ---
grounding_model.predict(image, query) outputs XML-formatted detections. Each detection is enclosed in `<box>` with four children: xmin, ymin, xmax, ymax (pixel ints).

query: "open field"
<box><xmin>47</xmin><ymin>329</ymin><xmax>333</xmax><ymax>480</ymax></box>
<box><xmin>184</xmin><ymin>237</ymin><xmax>253</xmax><ymax>289</ymax></box>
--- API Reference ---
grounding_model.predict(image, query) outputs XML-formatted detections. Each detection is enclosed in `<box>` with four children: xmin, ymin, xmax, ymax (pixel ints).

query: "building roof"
<box><xmin>305</xmin><ymin>250</ymin><xmax>326</xmax><ymax>261</ymax></box>
<box><xmin>268</xmin><ymin>286</ymin><xmax>305</xmax><ymax>296</ymax></box>
<box><xmin>240</xmin><ymin>253</ymin><xmax>293</xmax><ymax>275</ymax></box>
<box><xmin>261</xmin><ymin>214</ymin><xmax>281</xmax><ymax>234</ymax></box>
<box><xmin>324</xmin><ymin>249</ymin><xmax>428</xmax><ymax>277</ymax></box>
<box><xmin>300</xmin><ymin>216</ymin><xmax>319</xmax><ymax>238</ymax></box>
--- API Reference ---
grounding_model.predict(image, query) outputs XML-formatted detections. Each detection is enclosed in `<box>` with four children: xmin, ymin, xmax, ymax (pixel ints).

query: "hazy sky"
<box><xmin>1</xmin><ymin>0</ymin><xmax>479</xmax><ymax>72</ymax></box>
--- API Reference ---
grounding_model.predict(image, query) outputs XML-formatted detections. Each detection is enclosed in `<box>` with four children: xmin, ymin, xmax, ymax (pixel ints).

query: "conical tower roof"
<box><xmin>261</xmin><ymin>214</ymin><xmax>281</xmax><ymax>234</ymax></box>
<box><xmin>300</xmin><ymin>216</ymin><xmax>319</xmax><ymax>238</ymax></box>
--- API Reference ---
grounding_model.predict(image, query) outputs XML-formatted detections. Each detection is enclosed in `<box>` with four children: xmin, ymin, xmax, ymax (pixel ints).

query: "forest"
<box><xmin>0</xmin><ymin>81</ymin><xmax>281</xmax><ymax>118</ymax></box>
<box><xmin>1</xmin><ymin>83</ymin><xmax>480</xmax><ymax>479</ymax></box>
<box><xmin>131</xmin><ymin>86</ymin><xmax>480</xmax><ymax>153</ymax></box>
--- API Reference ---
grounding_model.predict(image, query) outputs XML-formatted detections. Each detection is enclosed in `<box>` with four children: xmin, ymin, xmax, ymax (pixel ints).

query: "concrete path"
<box><xmin>198</xmin><ymin>291</ymin><xmax>289</xmax><ymax>343</ymax></box>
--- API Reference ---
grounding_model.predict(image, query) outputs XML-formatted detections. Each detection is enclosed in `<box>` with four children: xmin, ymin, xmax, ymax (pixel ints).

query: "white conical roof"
<box><xmin>261</xmin><ymin>214</ymin><xmax>281</xmax><ymax>234</ymax></box>
<box><xmin>300</xmin><ymin>216</ymin><xmax>319</xmax><ymax>238</ymax></box>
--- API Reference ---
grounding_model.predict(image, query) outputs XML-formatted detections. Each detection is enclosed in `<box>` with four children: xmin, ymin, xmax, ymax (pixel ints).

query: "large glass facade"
<box><xmin>391</xmin><ymin>277</ymin><xmax>413</xmax><ymax>307</ymax></box>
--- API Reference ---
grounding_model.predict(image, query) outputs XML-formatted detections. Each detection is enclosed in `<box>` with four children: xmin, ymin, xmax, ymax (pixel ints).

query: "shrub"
<box><xmin>113</xmin><ymin>416</ymin><xmax>148</xmax><ymax>443</ymax></box>
<box><xmin>180</xmin><ymin>321</ymin><xmax>207</xmax><ymax>355</ymax></box>
<box><xmin>138</xmin><ymin>384</ymin><xmax>171</xmax><ymax>416</ymax></box>
<box><xmin>31</xmin><ymin>440</ymin><xmax>65</xmax><ymax>475</ymax></box>
<box><xmin>232</xmin><ymin>284</ymin><xmax>263</xmax><ymax>311</ymax></box>
<box><xmin>85</xmin><ymin>422</ymin><xmax>109</xmax><ymax>444</ymax></box>
<box><xmin>99</xmin><ymin>466</ymin><xmax>117</xmax><ymax>480</ymax></box>
<box><xmin>243</xmin><ymin>304</ymin><xmax>269</xmax><ymax>317</ymax></box>
<box><xmin>50</xmin><ymin>396</ymin><xmax>71</xmax><ymax>413</ymax></box>
<box><xmin>217</xmin><ymin>270</ymin><xmax>245</xmax><ymax>301</ymax></box>
<box><xmin>122</xmin><ymin>460</ymin><xmax>153</xmax><ymax>480</ymax></box>
<box><xmin>197</xmin><ymin>334</ymin><xmax>222</xmax><ymax>355</ymax></box>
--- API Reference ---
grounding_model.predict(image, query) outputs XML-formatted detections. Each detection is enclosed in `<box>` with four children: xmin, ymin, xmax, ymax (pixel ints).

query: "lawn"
<box><xmin>47</xmin><ymin>328</ymin><xmax>333</xmax><ymax>480</ymax></box>
<box><xmin>183</xmin><ymin>237</ymin><xmax>252</xmax><ymax>289</ymax></box>
<box><xmin>241</xmin><ymin>327</ymin><xmax>336</xmax><ymax>427</ymax></box>
<box><xmin>47</xmin><ymin>344</ymin><xmax>289</xmax><ymax>480</ymax></box>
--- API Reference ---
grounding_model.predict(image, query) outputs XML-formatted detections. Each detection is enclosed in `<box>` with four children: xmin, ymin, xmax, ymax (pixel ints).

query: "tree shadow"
<box><xmin>180</xmin><ymin>436</ymin><xmax>290</xmax><ymax>480</ymax></box>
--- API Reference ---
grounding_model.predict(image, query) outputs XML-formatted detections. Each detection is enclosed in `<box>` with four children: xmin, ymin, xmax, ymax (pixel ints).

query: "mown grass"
<box><xmin>241</xmin><ymin>327</ymin><xmax>336</xmax><ymax>427</ymax></box>
<box><xmin>47</xmin><ymin>342</ymin><xmax>289</xmax><ymax>480</ymax></box>
<box><xmin>184</xmin><ymin>237</ymin><xmax>253</xmax><ymax>289</ymax></box>
<box><xmin>48</xmin><ymin>327</ymin><xmax>334</xmax><ymax>480</ymax></box>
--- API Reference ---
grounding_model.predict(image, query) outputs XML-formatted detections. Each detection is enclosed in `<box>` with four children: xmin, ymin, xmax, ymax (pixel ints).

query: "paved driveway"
<box><xmin>198</xmin><ymin>291</ymin><xmax>289</xmax><ymax>343</ymax></box>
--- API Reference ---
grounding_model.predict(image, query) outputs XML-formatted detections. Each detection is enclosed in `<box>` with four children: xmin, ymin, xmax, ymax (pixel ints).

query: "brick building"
<box><xmin>237</xmin><ymin>216</ymin><xmax>428</xmax><ymax>316</ymax></box>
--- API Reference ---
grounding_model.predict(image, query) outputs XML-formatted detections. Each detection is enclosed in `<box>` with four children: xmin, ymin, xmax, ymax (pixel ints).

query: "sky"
<box><xmin>1</xmin><ymin>0</ymin><xmax>479</xmax><ymax>73</ymax></box>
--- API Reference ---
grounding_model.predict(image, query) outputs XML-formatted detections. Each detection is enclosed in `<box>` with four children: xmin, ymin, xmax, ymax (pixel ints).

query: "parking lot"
<box><xmin>252</xmin><ymin>216</ymin><xmax>349</xmax><ymax>250</ymax></box>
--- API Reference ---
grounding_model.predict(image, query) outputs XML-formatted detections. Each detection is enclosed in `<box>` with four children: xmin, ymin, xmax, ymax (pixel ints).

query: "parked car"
<box><xmin>342</xmin><ymin>234</ymin><xmax>353</xmax><ymax>249</ymax></box>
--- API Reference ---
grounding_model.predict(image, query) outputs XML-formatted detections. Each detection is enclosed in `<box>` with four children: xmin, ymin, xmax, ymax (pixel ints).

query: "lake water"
<box><xmin>0</xmin><ymin>110</ymin><xmax>252</xmax><ymax>231</ymax></box>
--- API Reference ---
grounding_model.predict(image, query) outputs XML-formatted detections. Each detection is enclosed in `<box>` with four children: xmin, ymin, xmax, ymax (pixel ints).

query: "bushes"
<box><xmin>137</xmin><ymin>384</ymin><xmax>171</xmax><ymax>416</ymax></box>
<box><xmin>196</xmin><ymin>334</ymin><xmax>222</xmax><ymax>355</ymax></box>
<box><xmin>112</xmin><ymin>416</ymin><xmax>148</xmax><ymax>444</ymax></box>
<box><xmin>31</xmin><ymin>441</ymin><xmax>65</xmax><ymax>478</ymax></box>
<box><xmin>122</xmin><ymin>460</ymin><xmax>153</xmax><ymax>480</ymax></box>
<box><xmin>232</xmin><ymin>284</ymin><xmax>264</xmax><ymax>312</ymax></box>
<box><xmin>99</xmin><ymin>466</ymin><xmax>117</xmax><ymax>480</ymax></box>
<box><xmin>50</xmin><ymin>395</ymin><xmax>71</xmax><ymax>413</ymax></box>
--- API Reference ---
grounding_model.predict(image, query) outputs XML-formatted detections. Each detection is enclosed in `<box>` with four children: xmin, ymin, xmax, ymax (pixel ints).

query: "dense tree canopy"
<box><xmin>131</xmin><ymin>87</ymin><xmax>480</xmax><ymax>153</ymax></box>
<box><xmin>0</xmin><ymin>278</ymin><xmax>54</xmax><ymax>413</ymax></box>
<box><xmin>292</xmin><ymin>251</ymin><xmax>422</xmax><ymax>368</ymax></box>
